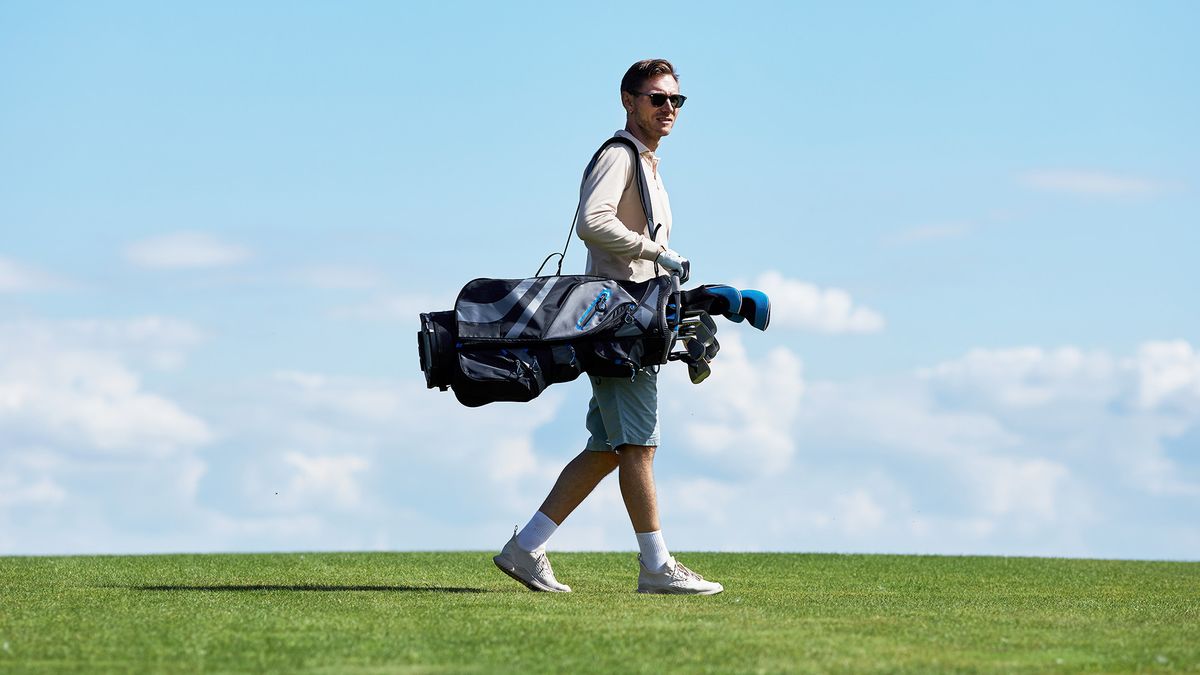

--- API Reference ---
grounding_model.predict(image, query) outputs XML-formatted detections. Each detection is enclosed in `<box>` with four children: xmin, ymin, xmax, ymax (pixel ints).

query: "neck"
<box><xmin>624</xmin><ymin>121</ymin><xmax>659</xmax><ymax>152</ymax></box>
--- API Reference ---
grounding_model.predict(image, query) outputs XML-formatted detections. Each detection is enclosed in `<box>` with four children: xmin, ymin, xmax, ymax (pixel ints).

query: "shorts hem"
<box><xmin>608</xmin><ymin>434</ymin><xmax>660</xmax><ymax>449</ymax></box>
<box><xmin>585</xmin><ymin>439</ymin><xmax>615</xmax><ymax>452</ymax></box>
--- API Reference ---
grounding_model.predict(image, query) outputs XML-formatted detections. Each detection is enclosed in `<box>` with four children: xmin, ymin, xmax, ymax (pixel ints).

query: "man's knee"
<box><xmin>616</xmin><ymin>444</ymin><xmax>656</xmax><ymax>461</ymax></box>
<box><xmin>595</xmin><ymin>450</ymin><xmax>621</xmax><ymax>470</ymax></box>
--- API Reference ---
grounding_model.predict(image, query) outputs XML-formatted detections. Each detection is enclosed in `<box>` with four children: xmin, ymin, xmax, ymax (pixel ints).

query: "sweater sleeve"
<box><xmin>574</xmin><ymin>145</ymin><xmax>662</xmax><ymax>262</ymax></box>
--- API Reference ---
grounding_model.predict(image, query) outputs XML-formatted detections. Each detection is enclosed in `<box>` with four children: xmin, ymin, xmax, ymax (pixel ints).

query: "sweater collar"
<box><xmin>615</xmin><ymin>129</ymin><xmax>656</xmax><ymax>158</ymax></box>
<box><xmin>615</xmin><ymin>129</ymin><xmax>659</xmax><ymax>171</ymax></box>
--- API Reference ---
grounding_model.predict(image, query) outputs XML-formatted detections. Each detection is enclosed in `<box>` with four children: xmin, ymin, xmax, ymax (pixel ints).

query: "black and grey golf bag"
<box><xmin>417</xmin><ymin>276</ymin><xmax>769</xmax><ymax>407</ymax></box>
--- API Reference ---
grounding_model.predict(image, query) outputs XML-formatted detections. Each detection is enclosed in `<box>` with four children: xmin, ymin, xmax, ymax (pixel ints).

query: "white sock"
<box><xmin>516</xmin><ymin>511</ymin><xmax>558</xmax><ymax>552</ymax></box>
<box><xmin>636</xmin><ymin>530</ymin><xmax>671</xmax><ymax>572</ymax></box>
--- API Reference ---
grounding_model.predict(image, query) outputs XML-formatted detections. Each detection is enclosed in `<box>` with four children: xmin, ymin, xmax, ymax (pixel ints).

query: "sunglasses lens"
<box><xmin>640</xmin><ymin>92</ymin><xmax>686</xmax><ymax>108</ymax></box>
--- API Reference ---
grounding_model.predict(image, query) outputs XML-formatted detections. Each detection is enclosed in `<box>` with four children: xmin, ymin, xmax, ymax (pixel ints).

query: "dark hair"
<box><xmin>621</xmin><ymin>59</ymin><xmax>679</xmax><ymax>94</ymax></box>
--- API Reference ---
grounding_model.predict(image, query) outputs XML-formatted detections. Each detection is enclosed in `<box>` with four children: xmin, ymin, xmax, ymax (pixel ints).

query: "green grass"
<box><xmin>0</xmin><ymin>552</ymin><xmax>1196</xmax><ymax>673</ymax></box>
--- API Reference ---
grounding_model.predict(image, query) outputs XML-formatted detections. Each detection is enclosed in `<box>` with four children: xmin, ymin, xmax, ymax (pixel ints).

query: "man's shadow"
<box><xmin>127</xmin><ymin>584</ymin><xmax>487</xmax><ymax>593</ymax></box>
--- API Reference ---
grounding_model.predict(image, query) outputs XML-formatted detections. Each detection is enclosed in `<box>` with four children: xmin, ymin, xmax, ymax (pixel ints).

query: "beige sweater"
<box><xmin>574</xmin><ymin>130</ymin><xmax>673</xmax><ymax>283</ymax></box>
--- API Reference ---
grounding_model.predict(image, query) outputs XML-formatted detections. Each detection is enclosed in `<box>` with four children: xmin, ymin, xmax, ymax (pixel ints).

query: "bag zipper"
<box><xmin>575</xmin><ymin>288</ymin><xmax>612</xmax><ymax>330</ymax></box>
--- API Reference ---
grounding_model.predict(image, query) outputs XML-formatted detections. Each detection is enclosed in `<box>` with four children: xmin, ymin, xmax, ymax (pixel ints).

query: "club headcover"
<box><xmin>680</xmin><ymin>285</ymin><xmax>741</xmax><ymax>318</ymax></box>
<box><xmin>737</xmin><ymin>290</ymin><xmax>771</xmax><ymax>331</ymax></box>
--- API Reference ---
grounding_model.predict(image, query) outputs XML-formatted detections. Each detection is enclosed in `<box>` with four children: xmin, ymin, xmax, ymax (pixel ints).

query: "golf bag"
<box><xmin>418</xmin><ymin>274</ymin><xmax>679</xmax><ymax>407</ymax></box>
<box><xmin>417</xmin><ymin>277</ymin><xmax>770</xmax><ymax>407</ymax></box>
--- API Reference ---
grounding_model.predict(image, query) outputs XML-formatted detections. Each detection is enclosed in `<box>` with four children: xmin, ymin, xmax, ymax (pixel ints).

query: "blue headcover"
<box><xmin>737</xmin><ymin>290</ymin><xmax>770</xmax><ymax>331</ymax></box>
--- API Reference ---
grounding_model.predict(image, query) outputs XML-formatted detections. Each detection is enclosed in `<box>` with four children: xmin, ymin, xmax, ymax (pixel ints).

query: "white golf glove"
<box><xmin>655</xmin><ymin>247</ymin><xmax>690</xmax><ymax>282</ymax></box>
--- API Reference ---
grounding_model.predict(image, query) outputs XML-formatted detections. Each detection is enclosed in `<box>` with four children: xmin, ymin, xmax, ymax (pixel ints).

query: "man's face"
<box><xmin>625</xmin><ymin>73</ymin><xmax>681</xmax><ymax>140</ymax></box>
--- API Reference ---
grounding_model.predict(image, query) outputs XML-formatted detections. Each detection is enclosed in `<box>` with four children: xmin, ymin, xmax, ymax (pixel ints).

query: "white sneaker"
<box><xmin>493</xmin><ymin>529</ymin><xmax>571</xmax><ymax>593</ymax></box>
<box><xmin>637</xmin><ymin>555</ymin><xmax>724</xmax><ymax>595</ymax></box>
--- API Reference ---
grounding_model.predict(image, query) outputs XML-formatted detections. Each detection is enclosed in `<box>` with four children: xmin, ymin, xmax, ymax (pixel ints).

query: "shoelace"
<box><xmin>672</xmin><ymin>562</ymin><xmax>704</xmax><ymax>582</ymax></box>
<box><xmin>533</xmin><ymin>551</ymin><xmax>554</xmax><ymax>577</ymax></box>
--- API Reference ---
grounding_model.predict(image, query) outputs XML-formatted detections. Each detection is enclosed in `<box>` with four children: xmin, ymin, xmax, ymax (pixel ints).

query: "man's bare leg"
<box><xmin>538</xmin><ymin>449</ymin><xmax>620</xmax><ymax>525</ymax></box>
<box><xmin>494</xmin><ymin>450</ymin><xmax>618</xmax><ymax>593</ymax></box>
<box><xmin>616</xmin><ymin>444</ymin><xmax>660</xmax><ymax>532</ymax></box>
<box><xmin>617</xmin><ymin>443</ymin><xmax>677</xmax><ymax>577</ymax></box>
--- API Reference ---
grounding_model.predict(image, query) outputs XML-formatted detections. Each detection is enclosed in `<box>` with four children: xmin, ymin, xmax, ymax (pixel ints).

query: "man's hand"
<box><xmin>656</xmin><ymin>248</ymin><xmax>690</xmax><ymax>283</ymax></box>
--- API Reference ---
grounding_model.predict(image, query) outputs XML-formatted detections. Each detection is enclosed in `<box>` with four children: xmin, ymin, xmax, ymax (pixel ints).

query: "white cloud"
<box><xmin>920</xmin><ymin>346</ymin><xmax>1118</xmax><ymax>408</ymax></box>
<box><xmin>0</xmin><ymin>318</ymin><xmax>216</xmax><ymax>554</ymax></box>
<box><xmin>919</xmin><ymin>342</ymin><xmax>1200</xmax><ymax>501</ymax></box>
<box><xmin>281</xmin><ymin>452</ymin><xmax>369</xmax><ymax>508</ymax></box>
<box><xmin>0</xmin><ymin>349</ymin><xmax>212</xmax><ymax>455</ymax></box>
<box><xmin>834</xmin><ymin>489</ymin><xmax>887</xmax><ymax>535</ymax></box>
<box><xmin>1128</xmin><ymin>340</ymin><xmax>1200</xmax><ymax>412</ymax></box>
<box><xmin>967</xmin><ymin>456</ymin><xmax>1070</xmax><ymax>520</ymax></box>
<box><xmin>744</xmin><ymin>270</ymin><xmax>885</xmax><ymax>334</ymax></box>
<box><xmin>124</xmin><ymin>231</ymin><xmax>250</xmax><ymax>269</ymax></box>
<box><xmin>0</xmin><ymin>473</ymin><xmax>67</xmax><ymax>507</ymax></box>
<box><xmin>660</xmin><ymin>477</ymin><xmax>738</xmax><ymax>527</ymax></box>
<box><xmin>207</xmin><ymin>367</ymin><xmax>569</xmax><ymax>531</ymax></box>
<box><xmin>0</xmin><ymin>256</ymin><xmax>71</xmax><ymax>292</ymax></box>
<box><xmin>0</xmin><ymin>348</ymin><xmax>211</xmax><ymax>454</ymax></box>
<box><xmin>655</xmin><ymin>338</ymin><xmax>1198</xmax><ymax>556</ymax></box>
<box><xmin>488</xmin><ymin>437</ymin><xmax>542</xmax><ymax>482</ymax></box>
<box><xmin>1020</xmin><ymin>169</ymin><xmax>1164</xmax><ymax>197</ymax></box>
<box><xmin>0</xmin><ymin>319</ymin><xmax>212</xmax><ymax>456</ymax></box>
<box><xmin>663</xmin><ymin>334</ymin><xmax>804</xmax><ymax>474</ymax></box>
<box><xmin>3</xmin><ymin>317</ymin><xmax>206</xmax><ymax>372</ymax></box>
<box><xmin>272</xmin><ymin>370</ymin><xmax>403</xmax><ymax>422</ymax></box>
<box><xmin>798</xmin><ymin>377</ymin><xmax>1019</xmax><ymax>459</ymax></box>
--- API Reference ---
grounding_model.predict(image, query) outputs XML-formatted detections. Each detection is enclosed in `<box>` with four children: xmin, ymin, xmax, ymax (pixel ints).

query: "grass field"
<box><xmin>0</xmin><ymin>551</ymin><xmax>1196</xmax><ymax>673</ymax></box>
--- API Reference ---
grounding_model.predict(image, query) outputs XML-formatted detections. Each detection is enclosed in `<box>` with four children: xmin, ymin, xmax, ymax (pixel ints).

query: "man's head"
<box><xmin>620</xmin><ymin>59</ymin><xmax>683</xmax><ymax>148</ymax></box>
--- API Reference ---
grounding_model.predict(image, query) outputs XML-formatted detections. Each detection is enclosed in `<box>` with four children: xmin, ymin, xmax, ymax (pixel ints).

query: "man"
<box><xmin>493</xmin><ymin>59</ymin><xmax>723</xmax><ymax>595</ymax></box>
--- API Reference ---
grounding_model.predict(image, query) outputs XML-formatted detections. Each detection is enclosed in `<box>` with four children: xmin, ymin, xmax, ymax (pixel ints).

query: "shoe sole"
<box><xmin>493</xmin><ymin>555</ymin><xmax>569</xmax><ymax>593</ymax></box>
<box><xmin>637</xmin><ymin>586</ymin><xmax>724</xmax><ymax>595</ymax></box>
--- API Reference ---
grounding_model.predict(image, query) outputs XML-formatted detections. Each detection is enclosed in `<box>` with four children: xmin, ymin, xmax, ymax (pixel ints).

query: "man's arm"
<box><xmin>574</xmin><ymin>147</ymin><xmax>663</xmax><ymax>261</ymax></box>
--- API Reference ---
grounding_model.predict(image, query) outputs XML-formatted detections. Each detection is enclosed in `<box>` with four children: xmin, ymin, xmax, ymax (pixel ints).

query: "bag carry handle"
<box><xmin>536</xmin><ymin>136</ymin><xmax>658</xmax><ymax>277</ymax></box>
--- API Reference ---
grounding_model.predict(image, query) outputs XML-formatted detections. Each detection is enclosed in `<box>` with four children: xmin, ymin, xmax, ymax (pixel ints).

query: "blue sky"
<box><xmin>1</xmin><ymin>1</ymin><xmax>1197</xmax><ymax>559</ymax></box>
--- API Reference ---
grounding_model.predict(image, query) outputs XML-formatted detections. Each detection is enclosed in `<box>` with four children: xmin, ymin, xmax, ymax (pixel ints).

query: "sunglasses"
<box><xmin>634</xmin><ymin>91</ymin><xmax>687</xmax><ymax>109</ymax></box>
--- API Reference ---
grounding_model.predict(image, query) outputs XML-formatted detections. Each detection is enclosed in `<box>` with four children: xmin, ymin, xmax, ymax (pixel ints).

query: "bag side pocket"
<box><xmin>453</xmin><ymin>348</ymin><xmax>548</xmax><ymax>407</ymax></box>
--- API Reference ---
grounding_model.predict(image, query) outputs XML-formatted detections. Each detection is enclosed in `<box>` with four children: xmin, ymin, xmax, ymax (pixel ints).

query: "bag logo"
<box><xmin>576</xmin><ymin>289</ymin><xmax>611</xmax><ymax>330</ymax></box>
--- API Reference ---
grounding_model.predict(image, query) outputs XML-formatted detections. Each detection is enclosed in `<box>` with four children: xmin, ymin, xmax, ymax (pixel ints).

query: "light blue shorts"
<box><xmin>584</xmin><ymin>368</ymin><xmax>660</xmax><ymax>451</ymax></box>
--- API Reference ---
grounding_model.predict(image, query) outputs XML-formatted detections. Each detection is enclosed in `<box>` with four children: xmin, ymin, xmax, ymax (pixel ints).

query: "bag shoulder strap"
<box><xmin>537</xmin><ymin>136</ymin><xmax>659</xmax><ymax>277</ymax></box>
<box><xmin>581</xmin><ymin>136</ymin><xmax>656</xmax><ymax>236</ymax></box>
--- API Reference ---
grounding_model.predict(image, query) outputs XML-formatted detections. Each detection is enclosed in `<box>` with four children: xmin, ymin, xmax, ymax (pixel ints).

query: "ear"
<box><xmin>620</xmin><ymin>90</ymin><xmax>635</xmax><ymax>113</ymax></box>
